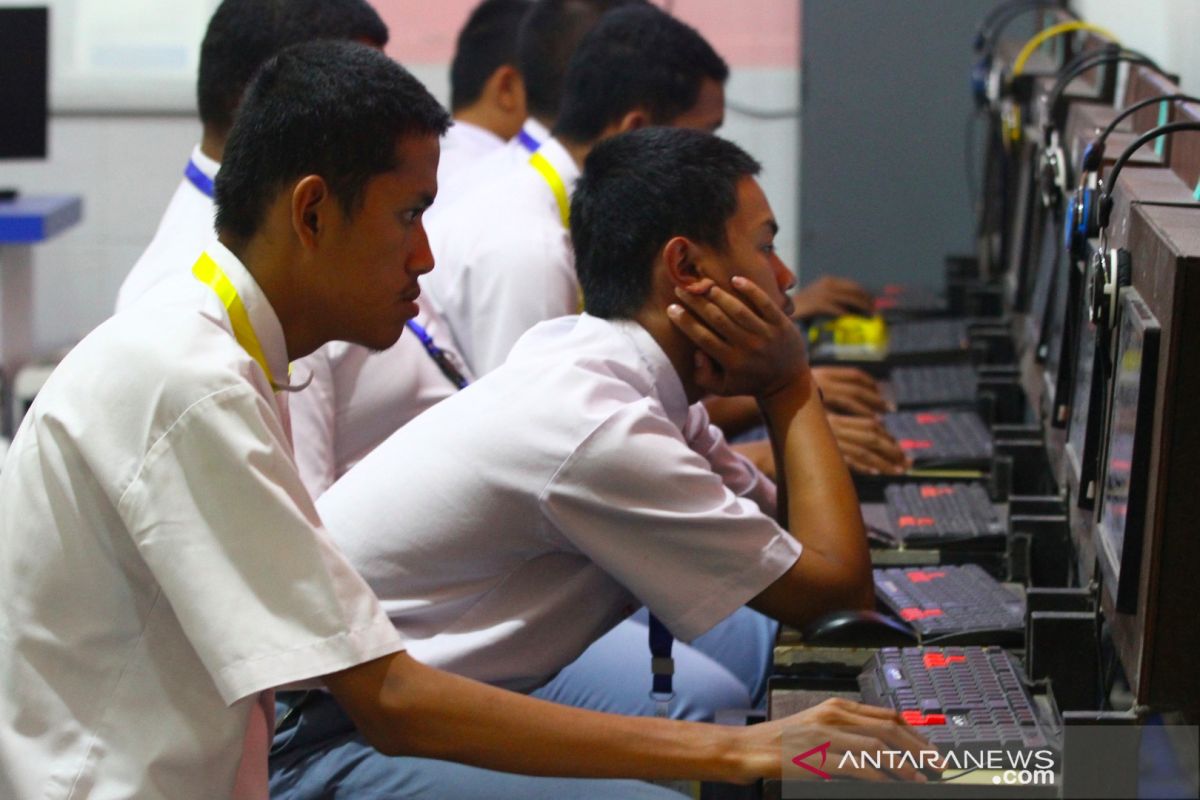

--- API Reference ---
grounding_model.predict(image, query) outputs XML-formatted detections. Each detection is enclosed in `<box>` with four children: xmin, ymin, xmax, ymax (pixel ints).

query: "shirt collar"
<box><xmin>521</xmin><ymin>117</ymin><xmax>552</xmax><ymax>147</ymax></box>
<box><xmin>445</xmin><ymin>119</ymin><xmax>505</xmax><ymax>150</ymax></box>
<box><xmin>202</xmin><ymin>240</ymin><xmax>294</xmax><ymax>391</ymax></box>
<box><xmin>189</xmin><ymin>144</ymin><xmax>220</xmax><ymax>180</ymax></box>
<box><xmin>603</xmin><ymin>316</ymin><xmax>690</xmax><ymax>430</ymax></box>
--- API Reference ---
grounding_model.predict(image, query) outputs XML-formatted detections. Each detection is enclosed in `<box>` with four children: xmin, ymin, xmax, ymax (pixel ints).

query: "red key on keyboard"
<box><xmin>923</xmin><ymin>652</ymin><xmax>966</xmax><ymax>669</ymax></box>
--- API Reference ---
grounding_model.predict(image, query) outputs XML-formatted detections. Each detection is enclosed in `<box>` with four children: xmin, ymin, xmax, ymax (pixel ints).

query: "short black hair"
<box><xmin>554</xmin><ymin>4</ymin><xmax>728</xmax><ymax>143</ymax></box>
<box><xmin>450</xmin><ymin>0</ymin><xmax>533</xmax><ymax>112</ymax></box>
<box><xmin>214</xmin><ymin>40</ymin><xmax>450</xmax><ymax>243</ymax></box>
<box><xmin>197</xmin><ymin>0</ymin><xmax>389</xmax><ymax>136</ymax></box>
<box><xmin>517</xmin><ymin>0</ymin><xmax>643</xmax><ymax>124</ymax></box>
<box><xmin>572</xmin><ymin>127</ymin><xmax>761</xmax><ymax>319</ymax></box>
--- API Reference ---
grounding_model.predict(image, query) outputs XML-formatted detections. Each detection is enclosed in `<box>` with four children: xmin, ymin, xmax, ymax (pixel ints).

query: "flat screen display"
<box><xmin>0</xmin><ymin>7</ymin><xmax>49</xmax><ymax>160</ymax></box>
<box><xmin>1066</xmin><ymin>260</ymin><xmax>1100</xmax><ymax>503</ymax></box>
<box><xmin>1096</xmin><ymin>288</ymin><xmax>1160</xmax><ymax>613</ymax></box>
<box><xmin>1026</xmin><ymin>210</ymin><xmax>1060</xmax><ymax>356</ymax></box>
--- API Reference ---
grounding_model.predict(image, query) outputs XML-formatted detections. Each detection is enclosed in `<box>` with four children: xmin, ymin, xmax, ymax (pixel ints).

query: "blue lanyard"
<box><xmin>406</xmin><ymin>319</ymin><xmax>469</xmax><ymax>390</ymax></box>
<box><xmin>185</xmin><ymin>159</ymin><xmax>215</xmax><ymax>198</ymax></box>
<box><xmin>516</xmin><ymin>128</ymin><xmax>541</xmax><ymax>154</ymax></box>
<box><xmin>648</xmin><ymin>614</ymin><xmax>675</xmax><ymax>717</ymax></box>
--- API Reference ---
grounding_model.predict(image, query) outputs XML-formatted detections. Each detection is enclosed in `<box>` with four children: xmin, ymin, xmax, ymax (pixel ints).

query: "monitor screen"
<box><xmin>0</xmin><ymin>7</ymin><xmax>49</xmax><ymax>160</ymax></box>
<box><xmin>1026</xmin><ymin>208</ymin><xmax>1061</xmax><ymax>354</ymax></box>
<box><xmin>1003</xmin><ymin>142</ymin><xmax>1039</xmax><ymax>310</ymax></box>
<box><xmin>1066</xmin><ymin>259</ymin><xmax>1100</xmax><ymax>504</ymax></box>
<box><xmin>1041</xmin><ymin>213</ymin><xmax>1073</xmax><ymax>404</ymax></box>
<box><xmin>1049</xmin><ymin>251</ymin><xmax>1084</xmax><ymax>428</ymax></box>
<box><xmin>1096</xmin><ymin>288</ymin><xmax>1160</xmax><ymax>613</ymax></box>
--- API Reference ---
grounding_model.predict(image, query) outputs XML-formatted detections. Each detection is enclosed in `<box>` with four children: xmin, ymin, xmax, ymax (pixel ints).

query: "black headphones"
<box><xmin>1066</xmin><ymin>94</ymin><xmax>1200</xmax><ymax>256</ymax></box>
<box><xmin>972</xmin><ymin>1</ymin><xmax>1077</xmax><ymax>108</ymax></box>
<box><xmin>1037</xmin><ymin>47</ymin><xmax>1164</xmax><ymax>210</ymax></box>
<box><xmin>1085</xmin><ymin>121</ymin><xmax>1200</xmax><ymax>329</ymax></box>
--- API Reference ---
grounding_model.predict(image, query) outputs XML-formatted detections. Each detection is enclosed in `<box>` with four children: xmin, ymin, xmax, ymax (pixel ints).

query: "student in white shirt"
<box><xmin>1</xmin><ymin>41</ymin><xmax>934</xmax><ymax>800</ymax></box>
<box><xmin>289</xmin><ymin>0</ymin><xmax>770</xmax><ymax>732</ymax></box>
<box><xmin>291</xmin><ymin>0</ymin><xmax>539</xmax><ymax>495</ymax></box>
<box><xmin>436</xmin><ymin>0</ymin><xmax>533</xmax><ymax>192</ymax></box>
<box><xmin>429</xmin><ymin>0</ymin><xmax>641</xmax><ymax>220</ymax></box>
<box><xmin>114</xmin><ymin>0</ymin><xmax>391</xmax><ymax>312</ymax></box>
<box><xmin>272</xmin><ymin>126</ymin><xmax>937</xmax><ymax>797</ymax></box>
<box><xmin>425</xmin><ymin>4</ymin><xmax>727</xmax><ymax>377</ymax></box>
<box><xmin>427</xmin><ymin>4</ymin><xmax>908</xmax><ymax>480</ymax></box>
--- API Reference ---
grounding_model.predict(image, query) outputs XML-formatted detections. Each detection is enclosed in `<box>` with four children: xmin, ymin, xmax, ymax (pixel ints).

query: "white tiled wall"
<box><xmin>3</xmin><ymin>115</ymin><xmax>198</xmax><ymax>353</ymax></box>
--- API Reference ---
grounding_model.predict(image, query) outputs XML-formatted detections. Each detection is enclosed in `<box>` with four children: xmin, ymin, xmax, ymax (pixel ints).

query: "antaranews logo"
<box><xmin>790</xmin><ymin>741</ymin><xmax>833</xmax><ymax>780</ymax></box>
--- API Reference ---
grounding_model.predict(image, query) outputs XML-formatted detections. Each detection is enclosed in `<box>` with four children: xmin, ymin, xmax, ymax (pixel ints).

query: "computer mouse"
<box><xmin>801</xmin><ymin>609</ymin><xmax>919</xmax><ymax>647</ymax></box>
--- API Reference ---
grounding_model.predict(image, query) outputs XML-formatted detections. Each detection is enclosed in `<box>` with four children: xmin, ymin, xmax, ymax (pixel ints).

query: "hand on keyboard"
<box><xmin>789</xmin><ymin>276</ymin><xmax>875</xmax><ymax>320</ymax></box>
<box><xmin>769</xmin><ymin>696</ymin><xmax>940</xmax><ymax>782</ymax></box>
<box><xmin>827</xmin><ymin>414</ymin><xmax>911</xmax><ymax>475</ymax></box>
<box><xmin>814</xmin><ymin>366</ymin><xmax>894</xmax><ymax>416</ymax></box>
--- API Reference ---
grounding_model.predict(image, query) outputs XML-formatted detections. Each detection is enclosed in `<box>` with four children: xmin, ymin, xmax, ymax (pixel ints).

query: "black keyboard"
<box><xmin>885</xmin><ymin>410</ymin><xmax>993</xmax><ymax>468</ymax></box>
<box><xmin>887</xmin><ymin>320</ymin><xmax>970</xmax><ymax>357</ymax></box>
<box><xmin>875</xmin><ymin>565</ymin><xmax>1024</xmax><ymax>644</ymax></box>
<box><xmin>890</xmin><ymin>365</ymin><xmax>979</xmax><ymax>408</ymax></box>
<box><xmin>874</xmin><ymin>284</ymin><xmax>947</xmax><ymax>316</ymax></box>
<box><xmin>884</xmin><ymin>482</ymin><xmax>1005</xmax><ymax>545</ymax></box>
<box><xmin>859</xmin><ymin>646</ymin><xmax>1058</xmax><ymax>754</ymax></box>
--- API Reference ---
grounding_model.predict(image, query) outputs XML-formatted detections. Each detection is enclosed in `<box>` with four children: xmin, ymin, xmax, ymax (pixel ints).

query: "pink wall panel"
<box><xmin>374</xmin><ymin>0</ymin><xmax>799</xmax><ymax>68</ymax></box>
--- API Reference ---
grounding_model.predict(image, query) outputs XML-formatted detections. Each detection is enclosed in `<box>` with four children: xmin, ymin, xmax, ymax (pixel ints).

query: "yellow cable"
<box><xmin>1004</xmin><ymin>21</ymin><xmax>1119</xmax><ymax>145</ymax></box>
<box><xmin>1012</xmin><ymin>21</ymin><xmax>1119</xmax><ymax>76</ymax></box>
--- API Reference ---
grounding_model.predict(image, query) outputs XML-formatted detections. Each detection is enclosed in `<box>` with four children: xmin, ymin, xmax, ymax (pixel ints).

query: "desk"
<box><xmin>0</xmin><ymin>196</ymin><xmax>83</xmax><ymax>433</ymax></box>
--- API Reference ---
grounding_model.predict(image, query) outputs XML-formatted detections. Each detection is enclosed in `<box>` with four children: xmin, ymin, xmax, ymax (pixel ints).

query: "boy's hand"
<box><xmin>668</xmin><ymin>276</ymin><xmax>810</xmax><ymax>400</ymax></box>
<box><xmin>790</xmin><ymin>276</ymin><xmax>874</xmax><ymax>320</ymax></box>
<box><xmin>827</xmin><ymin>415</ymin><xmax>910</xmax><ymax>475</ymax></box>
<box><xmin>813</xmin><ymin>367</ymin><xmax>893</xmax><ymax>416</ymax></box>
<box><xmin>735</xmin><ymin>697</ymin><xmax>940</xmax><ymax>783</ymax></box>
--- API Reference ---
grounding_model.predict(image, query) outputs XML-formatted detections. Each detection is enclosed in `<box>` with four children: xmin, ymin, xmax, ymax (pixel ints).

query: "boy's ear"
<box><xmin>291</xmin><ymin>175</ymin><xmax>330</xmax><ymax>249</ymax></box>
<box><xmin>615</xmin><ymin>108</ymin><xmax>650</xmax><ymax>133</ymax></box>
<box><xmin>662</xmin><ymin>236</ymin><xmax>704</xmax><ymax>289</ymax></box>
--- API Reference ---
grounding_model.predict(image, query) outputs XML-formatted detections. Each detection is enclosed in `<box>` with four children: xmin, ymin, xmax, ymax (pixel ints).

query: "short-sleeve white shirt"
<box><xmin>435</xmin><ymin>119</ymin><xmax>505</xmax><ymax>205</ymax></box>
<box><xmin>316</xmin><ymin>314</ymin><xmax>798</xmax><ymax>693</ymax></box>
<box><xmin>426</xmin><ymin>117</ymin><xmax>550</xmax><ymax>229</ymax></box>
<box><xmin>290</xmin><ymin>302</ymin><xmax>474</xmax><ymax>498</ymax></box>
<box><xmin>115</xmin><ymin>145</ymin><xmax>219</xmax><ymax>312</ymax></box>
<box><xmin>0</xmin><ymin>241</ymin><xmax>403</xmax><ymax>799</ymax></box>
<box><xmin>423</xmin><ymin>135</ymin><xmax>579</xmax><ymax>376</ymax></box>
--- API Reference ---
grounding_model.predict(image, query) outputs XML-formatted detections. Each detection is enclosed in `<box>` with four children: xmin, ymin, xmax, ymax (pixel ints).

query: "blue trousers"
<box><xmin>270</xmin><ymin>607</ymin><xmax>778</xmax><ymax>799</ymax></box>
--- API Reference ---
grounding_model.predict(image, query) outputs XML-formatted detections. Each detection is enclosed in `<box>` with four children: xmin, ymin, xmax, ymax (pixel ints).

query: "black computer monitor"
<box><xmin>1095</xmin><ymin>288</ymin><xmax>1160</xmax><ymax>614</ymax></box>
<box><xmin>1040</xmin><ymin>217</ymin><xmax>1073</xmax><ymax>404</ymax></box>
<box><xmin>0</xmin><ymin>7</ymin><xmax>49</xmax><ymax>162</ymax></box>
<box><xmin>1025</xmin><ymin>206</ymin><xmax>1060</xmax><ymax>352</ymax></box>
<box><xmin>1049</xmin><ymin>243</ymin><xmax>1085</xmax><ymax>428</ymax></box>
<box><xmin>1003</xmin><ymin>140</ymin><xmax>1040</xmax><ymax>307</ymax></box>
<box><xmin>1066</xmin><ymin>255</ymin><xmax>1103</xmax><ymax>509</ymax></box>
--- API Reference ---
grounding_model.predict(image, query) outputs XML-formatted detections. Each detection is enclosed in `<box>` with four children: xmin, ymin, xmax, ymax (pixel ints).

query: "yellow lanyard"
<box><xmin>192</xmin><ymin>252</ymin><xmax>279</xmax><ymax>389</ymax></box>
<box><xmin>529</xmin><ymin>150</ymin><xmax>585</xmax><ymax>310</ymax></box>
<box><xmin>529</xmin><ymin>151</ymin><xmax>570</xmax><ymax>229</ymax></box>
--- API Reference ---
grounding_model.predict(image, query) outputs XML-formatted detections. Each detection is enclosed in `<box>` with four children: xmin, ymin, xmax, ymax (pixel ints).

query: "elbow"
<box><xmin>823</xmin><ymin>557</ymin><xmax>875</xmax><ymax>615</ymax></box>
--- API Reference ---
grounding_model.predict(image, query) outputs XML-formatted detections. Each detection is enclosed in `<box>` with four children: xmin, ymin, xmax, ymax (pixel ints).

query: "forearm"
<box><xmin>328</xmin><ymin>653</ymin><xmax>771</xmax><ymax>783</ymax></box>
<box><xmin>758</xmin><ymin>375</ymin><xmax>872</xmax><ymax>607</ymax></box>
<box><xmin>701</xmin><ymin>394</ymin><xmax>763</xmax><ymax>438</ymax></box>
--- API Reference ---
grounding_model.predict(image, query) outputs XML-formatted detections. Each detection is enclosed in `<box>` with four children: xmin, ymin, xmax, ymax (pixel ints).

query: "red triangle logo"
<box><xmin>791</xmin><ymin>740</ymin><xmax>833</xmax><ymax>780</ymax></box>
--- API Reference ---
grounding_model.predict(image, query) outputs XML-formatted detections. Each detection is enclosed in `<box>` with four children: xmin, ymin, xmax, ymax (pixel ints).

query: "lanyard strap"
<box><xmin>185</xmin><ymin>159</ymin><xmax>215</xmax><ymax>199</ymax></box>
<box><xmin>648</xmin><ymin>613</ymin><xmax>675</xmax><ymax>717</ymax></box>
<box><xmin>516</xmin><ymin>128</ymin><xmax>541</xmax><ymax>154</ymax></box>
<box><xmin>192</xmin><ymin>252</ymin><xmax>278</xmax><ymax>388</ymax></box>
<box><xmin>529</xmin><ymin>151</ymin><xmax>570</xmax><ymax>229</ymax></box>
<box><xmin>406</xmin><ymin>319</ymin><xmax>469</xmax><ymax>390</ymax></box>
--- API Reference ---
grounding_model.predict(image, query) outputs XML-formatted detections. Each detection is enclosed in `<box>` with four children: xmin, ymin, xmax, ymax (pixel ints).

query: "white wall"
<box><xmin>1074</xmin><ymin>0</ymin><xmax>1200</xmax><ymax>90</ymax></box>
